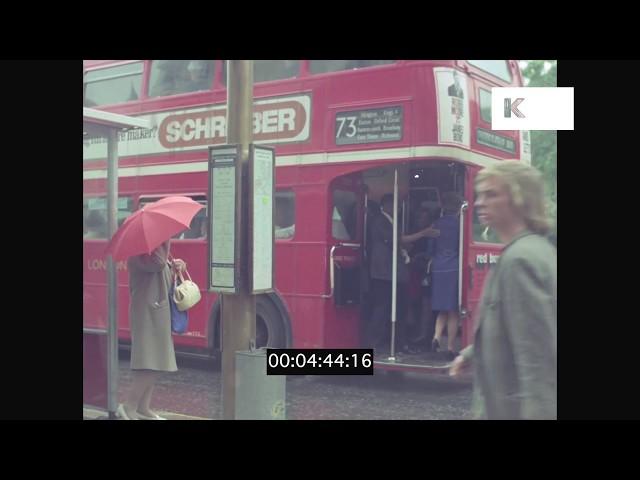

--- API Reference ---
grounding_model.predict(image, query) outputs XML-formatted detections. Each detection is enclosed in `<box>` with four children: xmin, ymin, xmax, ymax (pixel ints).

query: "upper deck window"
<box><xmin>479</xmin><ymin>88</ymin><xmax>492</xmax><ymax>124</ymax></box>
<box><xmin>309</xmin><ymin>60</ymin><xmax>394</xmax><ymax>75</ymax></box>
<box><xmin>222</xmin><ymin>60</ymin><xmax>300</xmax><ymax>85</ymax></box>
<box><xmin>84</xmin><ymin>62</ymin><xmax>143</xmax><ymax>107</ymax></box>
<box><xmin>467</xmin><ymin>60</ymin><xmax>512</xmax><ymax>83</ymax></box>
<box><xmin>148</xmin><ymin>60</ymin><xmax>215</xmax><ymax>98</ymax></box>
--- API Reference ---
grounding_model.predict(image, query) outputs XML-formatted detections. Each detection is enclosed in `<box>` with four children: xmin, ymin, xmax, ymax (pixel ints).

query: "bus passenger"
<box><xmin>407</xmin><ymin>208</ymin><xmax>435</xmax><ymax>351</ymax></box>
<box><xmin>84</xmin><ymin>210</ymin><xmax>106</xmax><ymax>239</ymax></box>
<box><xmin>199</xmin><ymin>217</ymin><xmax>207</xmax><ymax>238</ymax></box>
<box><xmin>182</xmin><ymin>60</ymin><xmax>212</xmax><ymax>92</ymax></box>
<box><xmin>428</xmin><ymin>192</ymin><xmax>463</xmax><ymax>359</ymax></box>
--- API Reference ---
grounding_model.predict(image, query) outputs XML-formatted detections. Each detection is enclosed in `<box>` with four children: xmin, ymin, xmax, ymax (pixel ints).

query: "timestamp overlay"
<box><xmin>266</xmin><ymin>349</ymin><xmax>374</xmax><ymax>375</ymax></box>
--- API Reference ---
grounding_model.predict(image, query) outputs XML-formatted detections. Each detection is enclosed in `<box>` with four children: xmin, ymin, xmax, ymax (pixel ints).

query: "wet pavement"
<box><xmin>101</xmin><ymin>352</ymin><xmax>473</xmax><ymax>420</ymax></box>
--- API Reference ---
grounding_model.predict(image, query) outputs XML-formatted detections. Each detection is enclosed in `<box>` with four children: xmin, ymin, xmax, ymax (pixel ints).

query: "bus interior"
<box><xmin>331</xmin><ymin>160</ymin><xmax>467</xmax><ymax>361</ymax></box>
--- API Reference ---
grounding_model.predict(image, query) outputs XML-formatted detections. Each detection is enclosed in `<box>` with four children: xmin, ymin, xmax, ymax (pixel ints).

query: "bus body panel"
<box><xmin>84</xmin><ymin>60</ymin><xmax>522</xmax><ymax>367</ymax></box>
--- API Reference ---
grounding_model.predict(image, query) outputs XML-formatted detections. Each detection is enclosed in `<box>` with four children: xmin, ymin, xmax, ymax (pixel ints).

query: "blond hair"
<box><xmin>476</xmin><ymin>161</ymin><xmax>550</xmax><ymax>235</ymax></box>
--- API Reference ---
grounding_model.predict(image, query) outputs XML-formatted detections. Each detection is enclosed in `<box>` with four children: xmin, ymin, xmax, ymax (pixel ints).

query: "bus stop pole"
<box><xmin>106</xmin><ymin>128</ymin><xmax>119</xmax><ymax>419</ymax></box>
<box><xmin>222</xmin><ymin>60</ymin><xmax>256</xmax><ymax>419</ymax></box>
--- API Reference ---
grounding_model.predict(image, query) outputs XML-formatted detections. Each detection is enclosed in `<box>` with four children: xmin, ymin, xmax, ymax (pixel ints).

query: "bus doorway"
<box><xmin>349</xmin><ymin>160</ymin><xmax>469</xmax><ymax>372</ymax></box>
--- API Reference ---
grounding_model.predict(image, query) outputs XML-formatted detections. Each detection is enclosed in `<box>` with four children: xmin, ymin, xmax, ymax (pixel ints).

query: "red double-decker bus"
<box><xmin>83</xmin><ymin>60</ymin><xmax>529</xmax><ymax>372</ymax></box>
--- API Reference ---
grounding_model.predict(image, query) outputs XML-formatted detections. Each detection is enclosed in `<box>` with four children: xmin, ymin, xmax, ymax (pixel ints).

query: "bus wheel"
<box><xmin>256</xmin><ymin>296</ymin><xmax>287</xmax><ymax>349</ymax></box>
<box><xmin>210</xmin><ymin>295</ymin><xmax>287</xmax><ymax>368</ymax></box>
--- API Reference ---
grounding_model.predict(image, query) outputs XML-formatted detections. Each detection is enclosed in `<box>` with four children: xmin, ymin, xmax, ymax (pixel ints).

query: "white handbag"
<box><xmin>173</xmin><ymin>269</ymin><xmax>201</xmax><ymax>312</ymax></box>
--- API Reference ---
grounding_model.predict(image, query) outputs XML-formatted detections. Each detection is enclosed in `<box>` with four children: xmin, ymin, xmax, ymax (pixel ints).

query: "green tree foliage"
<box><xmin>521</xmin><ymin>60</ymin><xmax>557</xmax><ymax>232</ymax></box>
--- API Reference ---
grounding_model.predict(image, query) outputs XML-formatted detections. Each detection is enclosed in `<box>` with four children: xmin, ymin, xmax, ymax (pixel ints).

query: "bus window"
<box><xmin>309</xmin><ymin>60</ymin><xmax>394</xmax><ymax>75</ymax></box>
<box><xmin>467</xmin><ymin>60</ymin><xmax>512</xmax><ymax>83</ymax></box>
<box><xmin>472</xmin><ymin>208</ymin><xmax>500</xmax><ymax>244</ymax></box>
<box><xmin>84</xmin><ymin>62</ymin><xmax>144</xmax><ymax>107</ymax></box>
<box><xmin>183</xmin><ymin>200</ymin><xmax>208</xmax><ymax>239</ymax></box>
<box><xmin>479</xmin><ymin>88</ymin><xmax>492</xmax><ymax>124</ymax></box>
<box><xmin>332</xmin><ymin>190</ymin><xmax>358</xmax><ymax>241</ymax></box>
<box><xmin>83</xmin><ymin>196</ymin><xmax>133</xmax><ymax>239</ymax></box>
<box><xmin>193</xmin><ymin>213</ymin><xmax>208</xmax><ymax>239</ymax></box>
<box><xmin>222</xmin><ymin>60</ymin><xmax>300</xmax><ymax>85</ymax></box>
<box><xmin>275</xmin><ymin>190</ymin><xmax>295</xmax><ymax>240</ymax></box>
<box><xmin>148</xmin><ymin>60</ymin><xmax>215</xmax><ymax>98</ymax></box>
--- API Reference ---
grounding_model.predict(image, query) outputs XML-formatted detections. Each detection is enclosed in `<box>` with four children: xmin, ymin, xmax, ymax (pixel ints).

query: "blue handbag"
<box><xmin>169</xmin><ymin>283</ymin><xmax>189</xmax><ymax>334</ymax></box>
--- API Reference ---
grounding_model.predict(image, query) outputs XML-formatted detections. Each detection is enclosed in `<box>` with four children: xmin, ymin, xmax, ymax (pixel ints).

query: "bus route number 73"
<box><xmin>336</xmin><ymin>116</ymin><xmax>358</xmax><ymax>139</ymax></box>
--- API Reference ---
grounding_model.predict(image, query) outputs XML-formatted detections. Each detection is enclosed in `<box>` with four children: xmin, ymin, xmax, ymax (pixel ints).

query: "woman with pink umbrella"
<box><xmin>105</xmin><ymin>196</ymin><xmax>204</xmax><ymax>420</ymax></box>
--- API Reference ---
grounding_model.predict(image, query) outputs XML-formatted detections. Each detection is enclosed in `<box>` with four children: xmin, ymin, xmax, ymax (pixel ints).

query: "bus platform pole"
<box><xmin>222</xmin><ymin>60</ymin><xmax>256</xmax><ymax>420</ymax></box>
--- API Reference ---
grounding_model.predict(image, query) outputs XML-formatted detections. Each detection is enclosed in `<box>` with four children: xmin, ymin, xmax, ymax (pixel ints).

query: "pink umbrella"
<box><xmin>104</xmin><ymin>196</ymin><xmax>204</xmax><ymax>261</ymax></box>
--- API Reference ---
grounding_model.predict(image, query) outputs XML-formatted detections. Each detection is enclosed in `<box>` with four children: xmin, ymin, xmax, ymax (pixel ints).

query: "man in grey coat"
<box><xmin>450</xmin><ymin>161</ymin><xmax>557</xmax><ymax>420</ymax></box>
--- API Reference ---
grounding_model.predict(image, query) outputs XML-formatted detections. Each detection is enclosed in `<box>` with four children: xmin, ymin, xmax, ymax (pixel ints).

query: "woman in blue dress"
<box><xmin>427</xmin><ymin>192</ymin><xmax>463</xmax><ymax>359</ymax></box>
